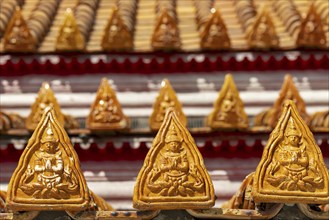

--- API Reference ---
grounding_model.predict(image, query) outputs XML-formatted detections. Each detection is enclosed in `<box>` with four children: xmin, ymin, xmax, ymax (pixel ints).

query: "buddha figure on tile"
<box><xmin>149</xmin><ymin>79</ymin><xmax>187</xmax><ymax>131</ymax></box>
<box><xmin>3</xmin><ymin>7</ymin><xmax>36</xmax><ymax>52</ymax></box>
<box><xmin>151</xmin><ymin>8</ymin><xmax>181</xmax><ymax>51</ymax></box>
<box><xmin>102</xmin><ymin>8</ymin><xmax>133</xmax><ymax>51</ymax></box>
<box><xmin>147</xmin><ymin>125</ymin><xmax>204</xmax><ymax>197</ymax></box>
<box><xmin>56</xmin><ymin>8</ymin><xmax>85</xmax><ymax>51</ymax></box>
<box><xmin>134</xmin><ymin>108</ymin><xmax>214</xmax><ymax>210</ymax></box>
<box><xmin>267</xmin><ymin>119</ymin><xmax>323</xmax><ymax>192</ymax></box>
<box><xmin>297</xmin><ymin>4</ymin><xmax>326</xmax><ymax>48</ymax></box>
<box><xmin>246</xmin><ymin>6</ymin><xmax>279</xmax><ymax>49</ymax></box>
<box><xmin>200</xmin><ymin>9</ymin><xmax>231</xmax><ymax>50</ymax></box>
<box><xmin>19</xmin><ymin>124</ymin><xmax>78</xmax><ymax>199</ymax></box>
<box><xmin>26</xmin><ymin>82</ymin><xmax>65</xmax><ymax>131</ymax></box>
<box><xmin>87</xmin><ymin>78</ymin><xmax>129</xmax><ymax>130</ymax></box>
<box><xmin>7</xmin><ymin>106</ymin><xmax>90</xmax><ymax>211</ymax></box>
<box><xmin>207</xmin><ymin>74</ymin><xmax>248</xmax><ymax>130</ymax></box>
<box><xmin>253</xmin><ymin>100</ymin><xmax>329</xmax><ymax>204</ymax></box>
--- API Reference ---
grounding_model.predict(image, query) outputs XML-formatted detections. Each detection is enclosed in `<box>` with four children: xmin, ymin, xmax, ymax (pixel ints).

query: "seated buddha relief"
<box><xmin>151</xmin><ymin>8</ymin><xmax>181</xmax><ymax>51</ymax></box>
<box><xmin>56</xmin><ymin>8</ymin><xmax>85</xmax><ymax>51</ymax></box>
<box><xmin>253</xmin><ymin>100</ymin><xmax>329</xmax><ymax>204</ymax></box>
<box><xmin>3</xmin><ymin>7</ymin><xmax>36</xmax><ymax>52</ymax></box>
<box><xmin>200</xmin><ymin>9</ymin><xmax>231</xmax><ymax>50</ymax></box>
<box><xmin>134</xmin><ymin>108</ymin><xmax>214</xmax><ymax>210</ymax></box>
<box><xmin>6</xmin><ymin>106</ymin><xmax>90</xmax><ymax>211</ymax></box>
<box><xmin>246</xmin><ymin>6</ymin><xmax>279</xmax><ymax>49</ymax></box>
<box><xmin>297</xmin><ymin>4</ymin><xmax>326</xmax><ymax>48</ymax></box>
<box><xmin>86</xmin><ymin>78</ymin><xmax>129</xmax><ymax>131</ymax></box>
<box><xmin>101</xmin><ymin>8</ymin><xmax>133</xmax><ymax>51</ymax></box>
<box><xmin>149</xmin><ymin>79</ymin><xmax>187</xmax><ymax>131</ymax></box>
<box><xmin>207</xmin><ymin>74</ymin><xmax>248</xmax><ymax>130</ymax></box>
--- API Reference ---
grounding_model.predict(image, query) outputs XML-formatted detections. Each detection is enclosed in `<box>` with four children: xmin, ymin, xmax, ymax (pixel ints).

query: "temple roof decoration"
<box><xmin>134</xmin><ymin>108</ymin><xmax>215</xmax><ymax>210</ymax></box>
<box><xmin>3</xmin><ymin>7</ymin><xmax>36</xmax><ymax>52</ymax></box>
<box><xmin>200</xmin><ymin>9</ymin><xmax>231</xmax><ymax>50</ymax></box>
<box><xmin>246</xmin><ymin>6</ymin><xmax>279</xmax><ymax>49</ymax></box>
<box><xmin>151</xmin><ymin>8</ymin><xmax>181</xmax><ymax>51</ymax></box>
<box><xmin>25</xmin><ymin>82</ymin><xmax>65</xmax><ymax>131</ymax></box>
<box><xmin>0</xmin><ymin>111</ymin><xmax>25</xmax><ymax>132</ymax></box>
<box><xmin>253</xmin><ymin>100</ymin><xmax>329</xmax><ymax>204</ymax></box>
<box><xmin>6</xmin><ymin>106</ymin><xmax>90</xmax><ymax>211</ymax></box>
<box><xmin>254</xmin><ymin>74</ymin><xmax>309</xmax><ymax>129</ymax></box>
<box><xmin>297</xmin><ymin>3</ymin><xmax>327</xmax><ymax>48</ymax></box>
<box><xmin>101</xmin><ymin>8</ymin><xmax>133</xmax><ymax>51</ymax></box>
<box><xmin>222</xmin><ymin>172</ymin><xmax>255</xmax><ymax>210</ymax></box>
<box><xmin>86</xmin><ymin>78</ymin><xmax>130</xmax><ymax>131</ymax></box>
<box><xmin>206</xmin><ymin>74</ymin><xmax>249</xmax><ymax>130</ymax></box>
<box><xmin>309</xmin><ymin>110</ymin><xmax>329</xmax><ymax>132</ymax></box>
<box><xmin>149</xmin><ymin>79</ymin><xmax>187</xmax><ymax>131</ymax></box>
<box><xmin>55</xmin><ymin>8</ymin><xmax>85</xmax><ymax>51</ymax></box>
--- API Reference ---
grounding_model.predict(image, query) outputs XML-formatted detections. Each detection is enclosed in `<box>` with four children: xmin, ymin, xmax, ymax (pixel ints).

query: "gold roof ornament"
<box><xmin>101</xmin><ymin>8</ymin><xmax>133</xmax><ymax>51</ymax></box>
<box><xmin>149</xmin><ymin>79</ymin><xmax>187</xmax><ymax>131</ymax></box>
<box><xmin>151</xmin><ymin>8</ymin><xmax>181</xmax><ymax>51</ymax></box>
<box><xmin>25</xmin><ymin>82</ymin><xmax>65</xmax><ymax>131</ymax></box>
<box><xmin>222</xmin><ymin>172</ymin><xmax>255</xmax><ymax>209</ymax></box>
<box><xmin>246</xmin><ymin>6</ymin><xmax>279</xmax><ymax>49</ymax></box>
<box><xmin>6</xmin><ymin>106</ymin><xmax>90</xmax><ymax>211</ymax></box>
<box><xmin>206</xmin><ymin>74</ymin><xmax>249</xmax><ymax>130</ymax></box>
<box><xmin>268</xmin><ymin>74</ymin><xmax>309</xmax><ymax>128</ymax></box>
<box><xmin>56</xmin><ymin>8</ymin><xmax>85</xmax><ymax>51</ymax></box>
<box><xmin>200</xmin><ymin>9</ymin><xmax>231</xmax><ymax>50</ymax></box>
<box><xmin>297</xmin><ymin>3</ymin><xmax>326</xmax><ymax>48</ymax></box>
<box><xmin>134</xmin><ymin>108</ymin><xmax>215</xmax><ymax>210</ymax></box>
<box><xmin>309</xmin><ymin>110</ymin><xmax>329</xmax><ymax>132</ymax></box>
<box><xmin>253</xmin><ymin>100</ymin><xmax>329</xmax><ymax>204</ymax></box>
<box><xmin>86</xmin><ymin>78</ymin><xmax>130</xmax><ymax>131</ymax></box>
<box><xmin>3</xmin><ymin>7</ymin><xmax>36</xmax><ymax>52</ymax></box>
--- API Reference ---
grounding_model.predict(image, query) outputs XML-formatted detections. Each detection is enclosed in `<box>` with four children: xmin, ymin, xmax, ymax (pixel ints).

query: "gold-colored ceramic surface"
<box><xmin>56</xmin><ymin>8</ymin><xmax>85</xmax><ymax>51</ymax></box>
<box><xmin>297</xmin><ymin>3</ymin><xmax>327</xmax><ymax>48</ymax></box>
<box><xmin>6</xmin><ymin>106</ymin><xmax>90</xmax><ymax>211</ymax></box>
<box><xmin>149</xmin><ymin>79</ymin><xmax>187</xmax><ymax>131</ymax></box>
<box><xmin>269</xmin><ymin>74</ymin><xmax>309</xmax><ymax>128</ymax></box>
<box><xmin>25</xmin><ymin>82</ymin><xmax>65</xmax><ymax>131</ymax></box>
<box><xmin>253</xmin><ymin>100</ymin><xmax>329</xmax><ymax>204</ymax></box>
<box><xmin>90</xmin><ymin>191</ymin><xmax>113</xmax><ymax>211</ymax></box>
<box><xmin>0</xmin><ymin>190</ymin><xmax>6</xmax><ymax>212</ymax></box>
<box><xmin>3</xmin><ymin>7</ymin><xmax>36</xmax><ymax>52</ymax></box>
<box><xmin>200</xmin><ymin>9</ymin><xmax>231</xmax><ymax>50</ymax></box>
<box><xmin>309</xmin><ymin>110</ymin><xmax>329</xmax><ymax>132</ymax></box>
<box><xmin>151</xmin><ymin>9</ymin><xmax>181</xmax><ymax>51</ymax></box>
<box><xmin>0</xmin><ymin>111</ymin><xmax>12</xmax><ymax>131</ymax></box>
<box><xmin>25</xmin><ymin>82</ymin><xmax>64</xmax><ymax>130</ymax></box>
<box><xmin>222</xmin><ymin>172</ymin><xmax>255</xmax><ymax>210</ymax></box>
<box><xmin>206</xmin><ymin>74</ymin><xmax>249</xmax><ymax>130</ymax></box>
<box><xmin>86</xmin><ymin>78</ymin><xmax>130</xmax><ymax>131</ymax></box>
<box><xmin>246</xmin><ymin>6</ymin><xmax>279</xmax><ymax>49</ymax></box>
<box><xmin>134</xmin><ymin>108</ymin><xmax>215</xmax><ymax>210</ymax></box>
<box><xmin>101</xmin><ymin>8</ymin><xmax>133</xmax><ymax>51</ymax></box>
<box><xmin>64</xmin><ymin>114</ymin><xmax>80</xmax><ymax>130</ymax></box>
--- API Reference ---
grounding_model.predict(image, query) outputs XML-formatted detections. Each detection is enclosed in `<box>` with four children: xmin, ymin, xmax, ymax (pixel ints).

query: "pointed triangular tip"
<box><xmin>161</xmin><ymin>78</ymin><xmax>171</xmax><ymax>87</ymax></box>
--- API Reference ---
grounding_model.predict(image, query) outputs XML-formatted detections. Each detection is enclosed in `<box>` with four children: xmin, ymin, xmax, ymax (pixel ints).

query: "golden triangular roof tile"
<box><xmin>149</xmin><ymin>79</ymin><xmax>187</xmax><ymax>131</ymax></box>
<box><xmin>101</xmin><ymin>8</ymin><xmax>133</xmax><ymax>51</ymax></box>
<box><xmin>206</xmin><ymin>74</ymin><xmax>249</xmax><ymax>130</ymax></box>
<box><xmin>309</xmin><ymin>110</ymin><xmax>329</xmax><ymax>132</ymax></box>
<box><xmin>151</xmin><ymin>8</ymin><xmax>181</xmax><ymax>51</ymax></box>
<box><xmin>25</xmin><ymin>82</ymin><xmax>65</xmax><ymax>131</ymax></box>
<box><xmin>222</xmin><ymin>172</ymin><xmax>255</xmax><ymax>209</ymax></box>
<box><xmin>269</xmin><ymin>74</ymin><xmax>309</xmax><ymax>128</ymax></box>
<box><xmin>253</xmin><ymin>100</ymin><xmax>329</xmax><ymax>204</ymax></box>
<box><xmin>86</xmin><ymin>78</ymin><xmax>130</xmax><ymax>130</ymax></box>
<box><xmin>200</xmin><ymin>9</ymin><xmax>231</xmax><ymax>50</ymax></box>
<box><xmin>134</xmin><ymin>108</ymin><xmax>215</xmax><ymax>210</ymax></box>
<box><xmin>56</xmin><ymin>8</ymin><xmax>85</xmax><ymax>51</ymax></box>
<box><xmin>3</xmin><ymin>7</ymin><xmax>36</xmax><ymax>52</ymax></box>
<box><xmin>297</xmin><ymin>3</ymin><xmax>327</xmax><ymax>48</ymax></box>
<box><xmin>246</xmin><ymin>6</ymin><xmax>279</xmax><ymax>49</ymax></box>
<box><xmin>6</xmin><ymin>106</ymin><xmax>90</xmax><ymax>211</ymax></box>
